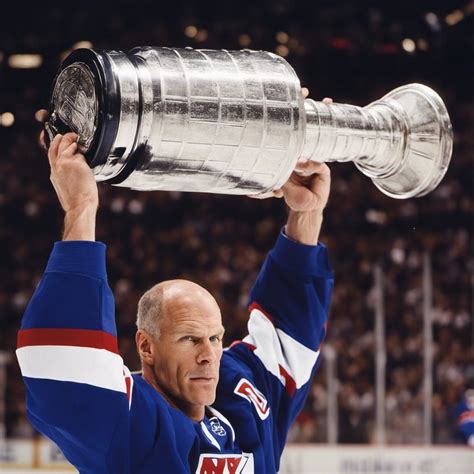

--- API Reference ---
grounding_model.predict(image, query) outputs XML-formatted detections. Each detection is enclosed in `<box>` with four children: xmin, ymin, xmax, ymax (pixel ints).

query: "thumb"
<box><xmin>282</xmin><ymin>178</ymin><xmax>314</xmax><ymax>210</ymax></box>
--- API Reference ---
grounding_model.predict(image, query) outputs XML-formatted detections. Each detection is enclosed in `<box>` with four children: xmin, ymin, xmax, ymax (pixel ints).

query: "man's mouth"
<box><xmin>190</xmin><ymin>376</ymin><xmax>215</xmax><ymax>382</ymax></box>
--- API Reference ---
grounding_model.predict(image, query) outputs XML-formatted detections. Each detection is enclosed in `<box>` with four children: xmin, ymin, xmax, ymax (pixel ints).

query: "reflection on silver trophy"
<box><xmin>45</xmin><ymin>47</ymin><xmax>453</xmax><ymax>199</ymax></box>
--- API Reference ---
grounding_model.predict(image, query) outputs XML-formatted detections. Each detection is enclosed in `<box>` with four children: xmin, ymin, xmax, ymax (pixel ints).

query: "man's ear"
<box><xmin>136</xmin><ymin>330</ymin><xmax>155</xmax><ymax>366</ymax></box>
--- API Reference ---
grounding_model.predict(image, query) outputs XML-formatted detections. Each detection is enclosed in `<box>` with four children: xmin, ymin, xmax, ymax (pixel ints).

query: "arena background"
<box><xmin>0</xmin><ymin>0</ymin><xmax>472</xmax><ymax>472</ymax></box>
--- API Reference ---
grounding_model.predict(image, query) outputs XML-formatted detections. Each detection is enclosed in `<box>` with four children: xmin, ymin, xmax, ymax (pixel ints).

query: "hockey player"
<box><xmin>454</xmin><ymin>389</ymin><xmax>474</xmax><ymax>446</ymax></box>
<box><xmin>17</xmin><ymin>98</ymin><xmax>334</xmax><ymax>473</ymax></box>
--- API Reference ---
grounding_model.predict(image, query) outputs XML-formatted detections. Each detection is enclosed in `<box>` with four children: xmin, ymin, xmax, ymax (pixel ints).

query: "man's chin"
<box><xmin>188</xmin><ymin>385</ymin><xmax>217</xmax><ymax>406</ymax></box>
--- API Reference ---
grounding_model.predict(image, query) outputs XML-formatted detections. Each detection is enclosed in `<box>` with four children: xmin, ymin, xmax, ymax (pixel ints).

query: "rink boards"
<box><xmin>1</xmin><ymin>438</ymin><xmax>472</xmax><ymax>473</ymax></box>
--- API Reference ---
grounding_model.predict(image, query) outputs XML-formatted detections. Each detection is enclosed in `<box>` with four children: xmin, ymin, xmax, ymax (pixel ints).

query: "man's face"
<box><xmin>150</xmin><ymin>284</ymin><xmax>224</xmax><ymax>419</ymax></box>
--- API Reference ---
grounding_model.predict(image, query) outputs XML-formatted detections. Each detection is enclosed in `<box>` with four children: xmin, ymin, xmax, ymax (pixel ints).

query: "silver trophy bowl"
<box><xmin>45</xmin><ymin>47</ymin><xmax>453</xmax><ymax>199</ymax></box>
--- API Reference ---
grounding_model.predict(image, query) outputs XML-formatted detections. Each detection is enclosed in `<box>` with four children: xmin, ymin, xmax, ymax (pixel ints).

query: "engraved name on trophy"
<box><xmin>45</xmin><ymin>47</ymin><xmax>453</xmax><ymax>199</ymax></box>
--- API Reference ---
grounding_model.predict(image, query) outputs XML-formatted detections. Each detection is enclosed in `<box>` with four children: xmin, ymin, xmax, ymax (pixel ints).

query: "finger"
<box><xmin>294</xmin><ymin>160</ymin><xmax>330</xmax><ymax>176</ymax></box>
<box><xmin>301</xmin><ymin>87</ymin><xmax>309</xmax><ymax>99</ymax></box>
<box><xmin>247</xmin><ymin>191</ymin><xmax>278</xmax><ymax>199</ymax></box>
<box><xmin>295</xmin><ymin>159</ymin><xmax>327</xmax><ymax>170</ymax></box>
<box><xmin>57</xmin><ymin>133</ymin><xmax>79</xmax><ymax>156</ymax></box>
<box><xmin>282</xmin><ymin>178</ymin><xmax>315</xmax><ymax>209</ymax></box>
<box><xmin>48</xmin><ymin>134</ymin><xmax>63</xmax><ymax>162</ymax></box>
<box><xmin>322</xmin><ymin>97</ymin><xmax>333</xmax><ymax>104</ymax></box>
<box><xmin>294</xmin><ymin>158</ymin><xmax>308</xmax><ymax>168</ymax></box>
<box><xmin>62</xmin><ymin>141</ymin><xmax>78</xmax><ymax>157</ymax></box>
<box><xmin>294</xmin><ymin>158</ymin><xmax>310</xmax><ymax>176</ymax></box>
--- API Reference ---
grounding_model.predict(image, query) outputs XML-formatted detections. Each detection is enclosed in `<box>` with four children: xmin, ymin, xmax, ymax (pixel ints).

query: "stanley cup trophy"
<box><xmin>45</xmin><ymin>47</ymin><xmax>453</xmax><ymax>199</ymax></box>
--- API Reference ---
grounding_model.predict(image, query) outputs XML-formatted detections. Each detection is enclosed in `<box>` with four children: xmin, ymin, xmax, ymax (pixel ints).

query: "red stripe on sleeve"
<box><xmin>241</xmin><ymin>341</ymin><xmax>257</xmax><ymax>351</ymax></box>
<box><xmin>458</xmin><ymin>411</ymin><xmax>474</xmax><ymax>425</ymax></box>
<box><xmin>17</xmin><ymin>328</ymin><xmax>119</xmax><ymax>354</ymax></box>
<box><xmin>248</xmin><ymin>302</ymin><xmax>274</xmax><ymax>324</ymax></box>
<box><xmin>279</xmin><ymin>365</ymin><xmax>297</xmax><ymax>397</ymax></box>
<box><xmin>125</xmin><ymin>376</ymin><xmax>131</xmax><ymax>402</ymax></box>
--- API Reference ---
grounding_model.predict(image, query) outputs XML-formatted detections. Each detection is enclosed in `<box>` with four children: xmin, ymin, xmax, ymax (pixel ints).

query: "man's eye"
<box><xmin>182</xmin><ymin>336</ymin><xmax>197</xmax><ymax>343</ymax></box>
<box><xmin>210</xmin><ymin>336</ymin><xmax>222</xmax><ymax>344</ymax></box>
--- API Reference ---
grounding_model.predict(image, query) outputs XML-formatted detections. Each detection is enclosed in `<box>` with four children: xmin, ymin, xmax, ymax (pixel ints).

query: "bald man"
<box><xmin>17</xmin><ymin>118</ymin><xmax>334</xmax><ymax>473</ymax></box>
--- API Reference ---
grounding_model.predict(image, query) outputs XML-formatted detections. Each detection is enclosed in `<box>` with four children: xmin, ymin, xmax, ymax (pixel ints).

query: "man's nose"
<box><xmin>196</xmin><ymin>340</ymin><xmax>218</xmax><ymax>364</ymax></box>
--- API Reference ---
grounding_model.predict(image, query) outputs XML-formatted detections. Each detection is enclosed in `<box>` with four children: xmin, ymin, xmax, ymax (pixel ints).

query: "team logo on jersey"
<box><xmin>234</xmin><ymin>378</ymin><xmax>270</xmax><ymax>420</ymax></box>
<box><xmin>209</xmin><ymin>418</ymin><xmax>226</xmax><ymax>437</ymax></box>
<box><xmin>196</xmin><ymin>452</ymin><xmax>254</xmax><ymax>473</ymax></box>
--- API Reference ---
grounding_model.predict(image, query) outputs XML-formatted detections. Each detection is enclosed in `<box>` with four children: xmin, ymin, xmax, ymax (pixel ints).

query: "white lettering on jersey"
<box><xmin>210</xmin><ymin>418</ymin><xmax>227</xmax><ymax>436</ymax></box>
<box><xmin>234</xmin><ymin>378</ymin><xmax>270</xmax><ymax>420</ymax></box>
<box><xmin>196</xmin><ymin>452</ymin><xmax>254</xmax><ymax>474</ymax></box>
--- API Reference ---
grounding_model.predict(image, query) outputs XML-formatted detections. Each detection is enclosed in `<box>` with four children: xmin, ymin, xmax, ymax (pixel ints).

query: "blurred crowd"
<box><xmin>0</xmin><ymin>0</ymin><xmax>472</xmax><ymax>445</ymax></box>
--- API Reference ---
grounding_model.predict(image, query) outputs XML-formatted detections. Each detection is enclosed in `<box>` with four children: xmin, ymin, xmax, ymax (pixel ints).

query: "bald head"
<box><xmin>136</xmin><ymin>279</ymin><xmax>224</xmax><ymax>420</ymax></box>
<box><xmin>136</xmin><ymin>279</ymin><xmax>221</xmax><ymax>340</ymax></box>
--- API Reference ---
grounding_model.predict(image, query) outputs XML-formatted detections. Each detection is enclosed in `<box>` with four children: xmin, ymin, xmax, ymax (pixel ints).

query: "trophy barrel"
<box><xmin>47</xmin><ymin>47</ymin><xmax>306</xmax><ymax>195</ymax></box>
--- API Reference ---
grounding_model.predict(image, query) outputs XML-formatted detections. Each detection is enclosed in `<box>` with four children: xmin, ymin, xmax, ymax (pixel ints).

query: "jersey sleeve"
<box><xmin>15</xmin><ymin>241</ymin><xmax>133</xmax><ymax>473</ymax></box>
<box><xmin>455</xmin><ymin>402</ymin><xmax>474</xmax><ymax>446</ymax></box>
<box><xmin>220</xmin><ymin>229</ymin><xmax>333</xmax><ymax>459</ymax></box>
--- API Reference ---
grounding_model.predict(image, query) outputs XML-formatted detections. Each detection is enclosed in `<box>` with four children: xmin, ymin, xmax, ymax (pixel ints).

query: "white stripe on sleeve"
<box><xmin>242</xmin><ymin>308</ymin><xmax>319</xmax><ymax>389</ymax></box>
<box><xmin>16</xmin><ymin>345</ymin><xmax>127</xmax><ymax>393</ymax></box>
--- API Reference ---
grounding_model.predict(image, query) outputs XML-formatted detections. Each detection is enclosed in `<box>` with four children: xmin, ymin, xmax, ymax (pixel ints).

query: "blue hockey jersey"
<box><xmin>454</xmin><ymin>390</ymin><xmax>474</xmax><ymax>446</ymax></box>
<box><xmin>16</xmin><ymin>230</ymin><xmax>333</xmax><ymax>473</ymax></box>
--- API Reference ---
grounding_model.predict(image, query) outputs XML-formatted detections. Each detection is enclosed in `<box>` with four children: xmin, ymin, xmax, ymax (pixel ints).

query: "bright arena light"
<box><xmin>402</xmin><ymin>38</ymin><xmax>416</xmax><ymax>53</ymax></box>
<box><xmin>34</xmin><ymin>110</ymin><xmax>46</xmax><ymax>123</ymax></box>
<box><xmin>8</xmin><ymin>54</ymin><xmax>43</xmax><ymax>69</ymax></box>
<box><xmin>276</xmin><ymin>31</ymin><xmax>289</xmax><ymax>44</ymax></box>
<box><xmin>72</xmin><ymin>40</ymin><xmax>93</xmax><ymax>49</ymax></box>
<box><xmin>60</xmin><ymin>50</ymin><xmax>71</xmax><ymax>61</ymax></box>
<box><xmin>417</xmin><ymin>38</ymin><xmax>429</xmax><ymax>51</ymax></box>
<box><xmin>0</xmin><ymin>112</ymin><xmax>15</xmax><ymax>127</ymax></box>
<box><xmin>184</xmin><ymin>25</ymin><xmax>198</xmax><ymax>38</ymax></box>
<box><xmin>424</xmin><ymin>12</ymin><xmax>441</xmax><ymax>31</ymax></box>
<box><xmin>275</xmin><ymin>45</ymin><xmax>289</xmax><ymax>57</ymax></box>
<box><xmin>195</xmin><ymin>29</ymin><xmax>208</xmax><ymax>42</ymax></box>
<box><xmin>445</xmin><ymin>10</ymin><xmax>464</xmax><ymax>26</ymax></box>
<box><xmin>238</xmin><ymin>34</ymin><xmax>251</xmax><ymax>47</ymax></box>
<box><xmin>425</xmin><ymin>12</ymin><xmax>438</xmax><ymax>25</ymax></box>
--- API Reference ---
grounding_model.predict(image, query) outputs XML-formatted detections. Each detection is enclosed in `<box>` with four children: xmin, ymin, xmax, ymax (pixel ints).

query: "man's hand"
<box><xmin>281</xmin><ymin>160</ymin><xmax>330</xmax><ymax>213</ymax></box>
<box><xmin>47</xmin><ymin>132</ymin><xmax>98</xmax><ymax>241</ymax></box>
<box><xmin>251</xmin><ymin>159</ymin><xmax>331</xmax><ymax>245</ymax></box>
<box><xmin>48</xmin><ymin>133</ymin><xmax>98</xmax><ymax>214</ymax></box>
<box><xmin>37</xmin><ymin>109</ymin><xmax>97</xmax><ymax>214</ymax></box>
<box><xmin>282</xmin><ymin>159</ymin><xmax>330</xmax><ymax>245</ymax></box>
<box><xmin>249</xmin><ymin>91</ymin><xmax>332</xmax><ymax>245</ymax></box>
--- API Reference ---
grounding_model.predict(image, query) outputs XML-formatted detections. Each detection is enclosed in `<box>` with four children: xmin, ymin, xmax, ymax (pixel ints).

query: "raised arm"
<box><xmin>16</xmin><ymin>133</ymin><xmax>133</xmax><ymax>472</ymax></box>
<box><xmin>216</xmin><ymin>159</ymin><xmax>333</xmax><ymax>470</ymax></box>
